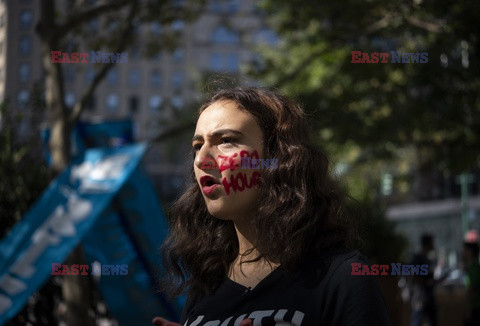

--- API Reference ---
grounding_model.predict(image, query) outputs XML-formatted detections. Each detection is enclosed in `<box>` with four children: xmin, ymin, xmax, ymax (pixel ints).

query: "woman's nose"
<box><xmin>195</xmin><ymin>146</ymin><xmax>217</xmax><ymax>170</ymax></box>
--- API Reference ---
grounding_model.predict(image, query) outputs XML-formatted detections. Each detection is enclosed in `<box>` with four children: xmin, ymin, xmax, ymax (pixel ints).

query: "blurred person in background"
<box><xmin>153</xmin><ymin>87</ymin><xmax>389</xmax><ymax>326</ymax></box>
<box><xmin>462</xmin><ymin>230</ymin><xmax>480</xmax><ymax>326</ymax></box>
<box><xmin>410</xmin><ymin>233</ymin><xmax>437</xmax><ymax>326</ymax></box>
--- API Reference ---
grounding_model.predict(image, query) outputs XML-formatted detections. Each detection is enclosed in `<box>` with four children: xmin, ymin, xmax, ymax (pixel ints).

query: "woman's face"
<box><xmin>193</xmin><ymin>100</ymin><xmax>264</xmax><ymax>221</ymax></box>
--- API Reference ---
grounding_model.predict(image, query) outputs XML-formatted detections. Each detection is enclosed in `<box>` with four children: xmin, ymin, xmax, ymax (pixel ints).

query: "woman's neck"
<box><xmin>233</xmin><ymin>219</ymin><xmax>257</xmax><ymax>257</ymax></box>
<box><xmin>228</xmin><ymin>219</ymin><xmax>279</xmax><ymax>288</ymax></box>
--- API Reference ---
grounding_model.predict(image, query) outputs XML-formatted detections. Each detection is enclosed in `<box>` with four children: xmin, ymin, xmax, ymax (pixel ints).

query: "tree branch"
<box><xmin>36</xmin><ymin>0</ymin><xmax>57</xmax><ymax>42</ymax></box>
<box><xmin>55</xmin><ymin>0</ymin><xmax>131</xmax><ymax>39</ymax></box>
<box><xmin>275</xmin><ymin>47</ymin><xmax>324</xmax><ymax>88</ymax></box>
<box><xmin>151</xmin><ymin>120</ymin><xmax>197</xmax><ymax>143</ymax></box>
<box><xmin>405</xmin><ymin>16</ymin><xmax>443</xmax><ymax>33</ymax></box>
<box><xmin>69</xmin><ymin>1</ymin><xmax>137</xmax><ymax>124</ymax></box>
<box><xmin>364</xmin><ymin>13</ymin><xmax>393</xmax><ymax>35</ymax></box>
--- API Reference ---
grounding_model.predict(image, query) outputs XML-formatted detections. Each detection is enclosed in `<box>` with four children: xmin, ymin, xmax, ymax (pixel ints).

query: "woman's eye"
<box><xmin>222</xmin><ymin>138</ymin><xmax>233</xmax><ymax>144</ymax></box>
<box><xmin>192</xmin><ymin>144</ymin><xmax>202</xmax><ymax>152</ymax></box>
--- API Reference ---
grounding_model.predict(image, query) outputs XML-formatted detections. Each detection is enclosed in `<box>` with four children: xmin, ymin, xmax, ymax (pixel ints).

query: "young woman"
<box><xmin>153</xmin><ymin>87</ymin><xmax>389</xmax><ymax>326</ymax></box>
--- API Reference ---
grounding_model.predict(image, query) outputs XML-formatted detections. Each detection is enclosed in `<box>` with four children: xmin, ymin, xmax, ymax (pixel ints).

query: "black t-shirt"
<box><xmin>180</xmin><ymin>249</ymin><xmax>389</xmax><ymax>325</ymax></box>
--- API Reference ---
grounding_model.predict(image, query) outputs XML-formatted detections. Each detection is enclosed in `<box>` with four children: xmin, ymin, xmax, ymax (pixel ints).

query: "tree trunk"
<box><xmin>62</xmin><ymin>247</ymin><xmax>94</xmax><ymax>326</ymax></box>
<box><xmin>41</xmin><ymin>30</ymin><xmax>95</xmax><ymax>326</ymax></box>
<box><xmin>49</xmin><ymin>118</ymin><xmax>71</xmax><ymax>175</ymax></box>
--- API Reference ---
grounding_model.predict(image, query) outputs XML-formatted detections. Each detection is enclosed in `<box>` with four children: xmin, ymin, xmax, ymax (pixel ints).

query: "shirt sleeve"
<box><xmin>320</xmin><ymin>252</ymin><xmax>390</xmax><ymax>326</ymax></box>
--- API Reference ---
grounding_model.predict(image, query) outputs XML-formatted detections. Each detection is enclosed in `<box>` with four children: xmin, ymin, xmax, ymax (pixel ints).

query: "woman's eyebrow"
<box><xmin>211</xmin><ymin>129</ymin><xmax>244</xmax><ymax>138</ymax></box>
<box><xmin>192</xmin><ymin>129</ymin><xmax>244</xmax><ymax>142</ymax></box>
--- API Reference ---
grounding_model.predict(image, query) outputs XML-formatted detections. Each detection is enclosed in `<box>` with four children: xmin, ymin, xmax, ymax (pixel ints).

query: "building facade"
<box><xmin>0</xmin><ymin>0</ymin><xmax>276</xmax><ymax>201</ymax></box>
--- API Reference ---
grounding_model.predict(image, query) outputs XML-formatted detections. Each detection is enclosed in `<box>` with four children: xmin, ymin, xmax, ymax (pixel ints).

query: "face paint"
<box><xmin>218</xmin><ymin>152</ymin><xmax>239</xmax><ymax>172</ymax></box>
<box><xmin>222</xmin><ymin>171</ymin><xmax>261</xmax><ymax>195</ymax></box>
<box><xmin>200</xmin><ymin>157</ymin><xmax>217</xmax><ymax>169</ymax></box>
<box><xmin>215</xmin><ymin>150</ymin><xmax>259</xmax><ymax>172</ymax></box>
<box><xmin>218</xmin><ymin>149</ymin><xmax>262</xmax><ymax>195</ymax></box>
<box><xmin>240</xmin><ymin>150</ymin><xmax>259</xmax><ymax>160</ymax></box>
<box><xmin>198</xmin><ymin>150</ymin><xmax>262</xmax><ymax>195</ymax></box>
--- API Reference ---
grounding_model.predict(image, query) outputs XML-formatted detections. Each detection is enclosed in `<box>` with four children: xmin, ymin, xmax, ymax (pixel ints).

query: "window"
<box><xmin>89</xmin><ymin>19</ymin><xmax>99</xmax><ymax>32</ymax></box>
<box><xmin>171</xmin><ymin>20</ymin><xmax>185</xmax><ymax>31</ymax></box>
<box><xmin>172</xmin><ymin>48</ymin><xmax>184</xmax><ymax>63</ymax></box>
<box><xmin>64</xmin><ymin>66</ymin><xmax>75</xmax><ymax>84</ymax></box>
<box><xmin>212</xmin><ymin>26</ymin><xmax>240</xmax><ymax>44</ymax></box>
<box><xmin>85</xmin><ymin>67</ymin><xmax>95</xmax><ymax>83</ymax></box>
<box><xmin>0</xmin><ymin>41</ymin><xmax>3</xmax><ymax>55</ymax></box>
<box><xmin>129</xmin><ymin>96</ymin><xmax>139</xmax><ymax>113</ymax></box>
<box><xmin>149</xmin><ymin>69</ymin><xmax>162</xmax><ymax>88</ymax></box>
<box><xmin>149</xmin><ymin>95</ymin><xmax>163</xmax><ymax>112</ymax></box>
<box><xmin>171</xmin><ymin>96</ymin><xmax>184</xmax><ymax>110</ymax></box>
<box><xmin>150</xmin><ymin>22</ymin><xmax>162</xmax><ymax>35</ymax></box>
<box><xmin>106</xmin><ymin>93</ymin><xmax>119</xmax><ymax>113</ymax></box>
<box><xmin>151</xmin><ymin>51</ymin><xmax>162</xmax><ymax>62</ymax></box>
<box><xmin>131</xmin><ymin>46</ymin><xmax>141</xmax><ymax>60</ymax></box>
<box><xmin>106</xmin><ymin>20</ymin><xmax>119</xmax><ymax>34</ymax></box>
<box><xmin>254</xmin><ymin>29</ymin><xmax>279</xmax><ymax>46</ymax></box>
<box><xmin>65</xmin><ymin>41</ymin><xmax>75</xmax><ymax>53</ymax></box>
<box><xmin>18</xmin><ymin>63</ymin><xmax>31</xmax><ymax>83</ymax></box>
<box><xmin>209</xmin><ymin>53</ymin><xmax>239</xmax><ymax>71</ymax></box>
<box><xmin>107</xmin><ymin>68</ymin><xmax>119</xmax><ymax>86</ymax></box>
<box><xmin>132</xmin><ymin>20</ymin><xmax>140</xmax><ymax>37</ymax></box>
<box><xmin>85</xmin><ymin>95</ymin><xmax>96</xmax><ymax>111</ymax></box>
<box><xmin>19</xmin><ymin>35</ymin><xmax>32</xmax><ymax>55</ymax></box>
<box><xmin>210</xmin><ymin>53</ymin><xmax>222</xmax><ymax>71</ymax></box>
<box><xmin>209</xmin><ymin>0</ymin><xmax>239</xmax><ymax>13</ymax></box>
<box><xmin>0</xmin><ymin>14</ymin><xmax>5</xmax><ymax>28</ymax></box>
<box><xmin>64</xmin><ymin>91</ymin><xmax>75</xmax><ymax>108</ymax></box>
<box><xmin>128</xmin><ymin>68</ymin><xmax>141</xmax><ymax>87</ymax></box>
<box><xmin>227</xmin><ymin>53</ymin><xmax>239</xmax><ymax>71</ymax></box>
<box><xmin>17</xmin><ymin>90</ymin><xmax>29</xmax><ymax>108</ymax></box>
<box><xmin>172</xmin><ymin>71</ymin><xmax>183</xmax><ymax>90</ymax></box>
<box><xmin>228</xmin><ymin>0</ymin><xmax>240</xmax><ymax>12</ymax></box>
<box><xmin>19</xmin><ymin>10</ymin><xmax>33</xmax><ymax>30</ymax></box>
<box><xmin>173</xmin><ymin>0</ymin><xmax>186</xmax><ymax>8</ymax></box>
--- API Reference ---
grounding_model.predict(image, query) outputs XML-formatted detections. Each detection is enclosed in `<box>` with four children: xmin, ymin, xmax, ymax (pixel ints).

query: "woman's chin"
<box><xmin>206</xmin><ymin>205</ymin><xmax>229</xmax><ymax>220</ymax></box>
<box><xmin>205</xmin><ymin>200</ymin><xmax>234</xmax><ymax>221</ymax></box>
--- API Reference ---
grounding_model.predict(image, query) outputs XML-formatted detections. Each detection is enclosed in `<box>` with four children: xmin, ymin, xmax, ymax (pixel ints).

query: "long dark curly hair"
<box><xmin>161</xmin><ymin>86</ymin><xmax>357</xmax><ymax>300</ymax></box>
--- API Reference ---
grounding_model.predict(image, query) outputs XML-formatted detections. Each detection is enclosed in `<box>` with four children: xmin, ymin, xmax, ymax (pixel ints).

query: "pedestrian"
<box><xmin>409</xmin><ymin>233</ymin><xmax>437</xmax><ymax>326</ymax></box>
<box><xmin>154</xmin><ymin>87</ymin><xmax>389</xmax><ymax>326</ymax></box>
<box><xmin>462</xmin><ymin>230</ymin><xmax>480</xmax><ymax>326</ymax></box>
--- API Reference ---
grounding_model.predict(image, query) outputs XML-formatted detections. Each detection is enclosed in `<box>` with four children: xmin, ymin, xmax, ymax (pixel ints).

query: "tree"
<box><xmin>250</xmin><ymin>0</ymin><xmax>480</xmax><ymax>201</ymax></box>
<box><xmin>0</xmin><ymin>84</ymin><xmax>48</xmax><ymax>238</ymax></box>
<box><xmin>31</xmin><ymin>1</ymin><xmax>205</xmax><ymax>325</ymax></box>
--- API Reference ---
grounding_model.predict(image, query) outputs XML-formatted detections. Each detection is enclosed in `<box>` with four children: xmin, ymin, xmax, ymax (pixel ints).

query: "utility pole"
<box><xmin>457</xmin><ymin>173</ymin><xmax>475</xmax><ymax>236</ymax></box>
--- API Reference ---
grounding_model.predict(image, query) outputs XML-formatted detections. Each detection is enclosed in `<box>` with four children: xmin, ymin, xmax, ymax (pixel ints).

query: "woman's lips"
<box><xmin>200</xmin><ymin>175</ymin><xmax>221</xmax><ymax>195</ymax></box>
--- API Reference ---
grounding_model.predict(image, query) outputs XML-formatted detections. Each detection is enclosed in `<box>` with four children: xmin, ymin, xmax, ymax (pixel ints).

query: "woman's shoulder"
<box><xmin>320</xmin><ymin>248</ymin><xmax>369</xmax><ymax>279</ymax></box>
<box><xmin>298</xmin><ymin>248</ymin><xmax>367</xmax><ymax>278</ymax></box>
<box><xmin>301</xmin><ymin>248</ymin><xmax>390</xmax><ymax>325</ymax></box>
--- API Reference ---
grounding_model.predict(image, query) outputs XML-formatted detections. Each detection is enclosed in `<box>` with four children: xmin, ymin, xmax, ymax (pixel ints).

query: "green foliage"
<box><xmin>252</xmin><ymin>0</ymin><xmax>480</xmax><ymax>176</ymax></box>
<box><xmin>244</xmin><ymin>0</ymin><xmax>480</xmax><ymax>259</ymax></box>
<box><xmin>0</xmin><ymin>99</ymin><xmax>49</xmax><ymax>238</ymax></box>
<box><xmin>356</xmin><ymin>200</ymin><xmax>409</xmax><ymax>263</ymax></box>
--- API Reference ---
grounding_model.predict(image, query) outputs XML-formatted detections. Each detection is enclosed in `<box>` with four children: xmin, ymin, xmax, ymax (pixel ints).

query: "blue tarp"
<box><xmin>0</xmin><ymin>143</ymin><xmax>182</xmax><ymax>325</ymax></box>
